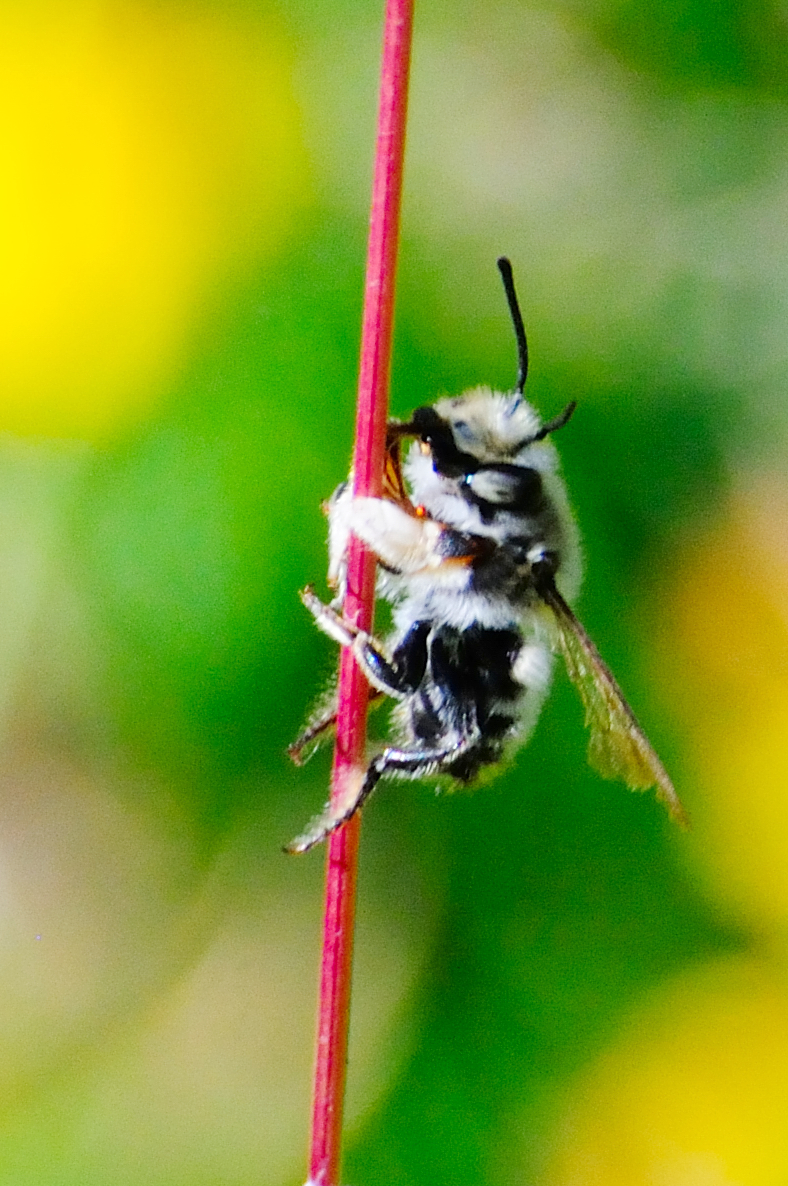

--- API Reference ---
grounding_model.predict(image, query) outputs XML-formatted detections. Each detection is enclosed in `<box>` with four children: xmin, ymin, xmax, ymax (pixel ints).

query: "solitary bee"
<box><xmin>287</xmin><ymin>258</ymin><xmax>685</xmax><ymax>853</ymax></box>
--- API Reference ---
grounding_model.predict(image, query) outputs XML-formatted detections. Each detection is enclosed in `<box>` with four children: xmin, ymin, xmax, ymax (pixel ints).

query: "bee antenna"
<box><xmin>531</xmin><ymin>400</ymin><xmax>577</xmax><ymax>442</ymax></box>
<box><xmin>497</xmin><ymin>257</ymin><xmax>528</xmax><ymax>395</ymax></box>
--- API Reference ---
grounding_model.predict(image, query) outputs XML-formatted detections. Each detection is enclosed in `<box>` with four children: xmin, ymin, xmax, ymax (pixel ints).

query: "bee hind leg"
<box><xmin>285</xmin><ymin>726</ymin><xmax>479</xmax><ymax>854</ymax></box>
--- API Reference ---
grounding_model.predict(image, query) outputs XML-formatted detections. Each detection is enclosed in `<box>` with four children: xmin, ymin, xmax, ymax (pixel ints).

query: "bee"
<box><xmin>286</xmin><ymin>258</ymin><xmax>686</xmax><ymax>853</ymax></box>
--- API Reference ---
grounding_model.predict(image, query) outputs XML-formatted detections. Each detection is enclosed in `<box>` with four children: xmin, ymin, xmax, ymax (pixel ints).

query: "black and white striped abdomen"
<box><xmin>394</xmin><ymin>621</ymin><xmax>548</xmax><ymax>785</ymax></box>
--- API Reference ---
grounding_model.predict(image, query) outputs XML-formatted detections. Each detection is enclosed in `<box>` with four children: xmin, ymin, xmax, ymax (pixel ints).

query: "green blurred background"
<box><xmin>2</xmin><ymin>0</ymin><xmax>788</xmax><ymax>1182</ymax></box>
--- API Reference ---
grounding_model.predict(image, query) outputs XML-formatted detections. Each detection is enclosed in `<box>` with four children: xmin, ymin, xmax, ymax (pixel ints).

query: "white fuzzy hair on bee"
<box><xmin>286</xmin><ymin>257</ymin><xmax>686</xmax><ymax>853</ymax></box>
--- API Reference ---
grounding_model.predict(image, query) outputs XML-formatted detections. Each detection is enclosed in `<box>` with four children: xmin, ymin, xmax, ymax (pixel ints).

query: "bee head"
<box><xmin>404</xmin><ymin>391</ymin><xmax>575</xmax><ymax>468</ymax></box>
<box><xmin>395</xmin><ymin>391</ymin><xmax>571</xmax><ymax>518</ymax></box>
<box><xmin>393</xmin><ymin>259</ymin><xmax>576</xmax><ymax>518</ymax></box>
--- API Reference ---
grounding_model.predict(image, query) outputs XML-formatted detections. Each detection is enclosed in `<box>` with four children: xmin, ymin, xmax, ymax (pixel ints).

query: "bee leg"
<box><xmin>286</xmin><ymin>726</ymin><xmax>479</xmax><ymax>854</ymax></box>
<box><xmin>287</xmin><ymin>694</ymin><xmax>338</xmax><ymax>766</ymax></box>
<box><xmin>363</xmin><ymin>620</ymin><xmax>430</xmax><ymax>697</ymax></box>
<box><xmin>301</xmin><ymin>588</ymin><xmax>429</xmax><ymax>700</ymax></box>
<box><xmin>347</xmin><ymin>498</ymin><xmax>490</xmax><ymax>577</ymax></box>
<box><xmin>288</xmin><ymin>686</ymin><xmax>385</xmax><ymax>766</ymax></box>
<box><xmin>300</xmin><ymin>586</ymin><xmax>360</xmax><ymax>647</ymax></box>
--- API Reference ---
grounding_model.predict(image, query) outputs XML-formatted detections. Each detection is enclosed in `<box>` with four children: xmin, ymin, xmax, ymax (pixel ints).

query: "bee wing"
<box><xmin>539</xmin><ymin>580</ymin><xmax>688</xmax><ymax>826</ymax></box>
<box><xmin>383</xmin><ymin>431</ymin><xmax>413</xmax><ymax>509</ymax></box>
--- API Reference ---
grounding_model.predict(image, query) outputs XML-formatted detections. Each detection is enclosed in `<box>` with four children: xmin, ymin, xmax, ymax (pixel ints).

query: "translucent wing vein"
<box><xmin>540</xmin><ymin>581</ymin><xmax>688</xmax><ymax>826</ymax></box>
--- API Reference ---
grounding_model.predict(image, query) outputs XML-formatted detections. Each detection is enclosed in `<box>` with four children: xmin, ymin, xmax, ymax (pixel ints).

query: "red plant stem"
<box><xmin>306</xmin><ymin>2</ymin><xmax>414</xmax><ymax>1185</ymax></box>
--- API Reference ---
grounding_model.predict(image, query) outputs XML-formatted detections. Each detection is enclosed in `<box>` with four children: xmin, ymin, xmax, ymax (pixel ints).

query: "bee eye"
<box><xmin>410</xmin><ymin>406</ymin><xmax>479</xmax><ymax>478</ymax></box>
<box><xmin>464</xmin><ymin>466</ymin><xmax>542</xmax><ymax>512</ymax></box>
<box><xmin>453</xmin><ymin>420</ymin><xmax>474</xmax><ymax>444</ymax></box>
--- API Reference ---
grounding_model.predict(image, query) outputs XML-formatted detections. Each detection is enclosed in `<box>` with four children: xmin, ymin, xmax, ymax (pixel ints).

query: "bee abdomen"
<box><xmin>403</xmin><ymin>622</ymin><xmax>527</xmax><ymax>773</ymax></box>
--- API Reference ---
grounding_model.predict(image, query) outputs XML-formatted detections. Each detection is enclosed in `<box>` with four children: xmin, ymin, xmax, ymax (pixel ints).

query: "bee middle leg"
<box><xmin>287</xmin><ymin>686</ymin><xmax>388</xmax><ymax>766</ymax></box>
<box><xmin>301</xmin><ymin>587</ymin><xmax>429</xmax><ymax>700</ymax></box>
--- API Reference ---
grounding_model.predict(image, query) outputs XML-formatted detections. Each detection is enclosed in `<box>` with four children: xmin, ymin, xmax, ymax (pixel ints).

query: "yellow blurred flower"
<box><xmin>542</xmin><ymin>956</ymin><xmax>788</xmax><ymax>1186</ymax></box>
<box><xmin>0</xmin><ymin>0</ymin><xmax>306</xmax><ymax>439</ymax></box>
<box><xmin>652</xmin><ymin>478</ymin><xmax>788</xmax><ymax>935</ymax></box>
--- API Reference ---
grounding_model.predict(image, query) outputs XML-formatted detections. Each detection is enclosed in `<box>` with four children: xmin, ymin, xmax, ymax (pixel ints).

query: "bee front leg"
<box><xmin>346</xmin><ymin>498</ymin><xmax>489</xmax><ymax>577</ymax></box>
